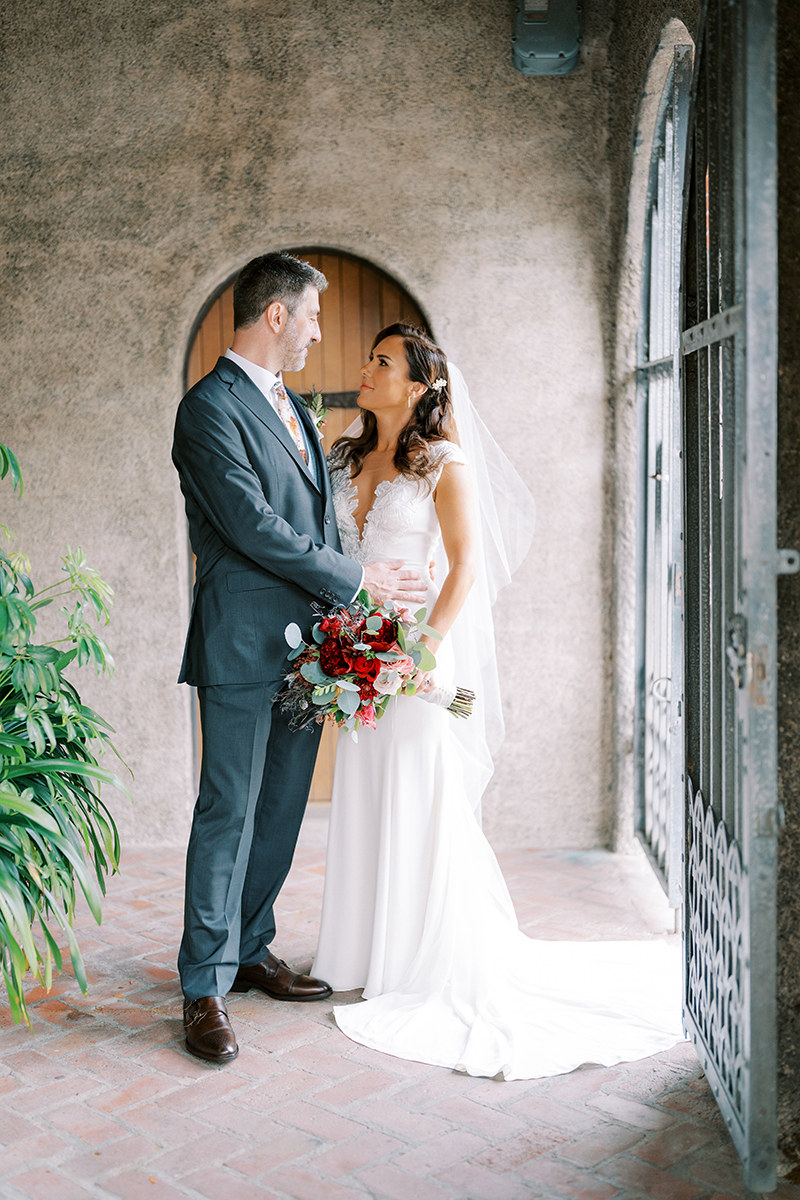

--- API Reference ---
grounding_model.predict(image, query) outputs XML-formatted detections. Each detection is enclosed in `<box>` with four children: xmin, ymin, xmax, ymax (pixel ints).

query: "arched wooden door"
<box><xmin>185</xmin><ymin>250</ymin><xmax>430</xmax><ymax>800</ymax></box>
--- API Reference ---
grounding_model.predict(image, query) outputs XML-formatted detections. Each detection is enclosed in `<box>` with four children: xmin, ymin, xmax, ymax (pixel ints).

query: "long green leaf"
<box><xmin>0</xmin><ymin>807</ymin><xmax>61</xmax><ymax>835</ymax></box>
<box><xmin>0</xmin><ymin>506</ymin><xmax>125</xmax><ymax>1024</ymax></box>
<box><xmin>61</xmin><ymin>920</ymin><xmax>87</xmax><ymax>994</ymax></box>
<box><xmin>0</xmin><ymin>884</ymin><xmax>39</xmax><ymax>972</ymax></box>
<box><xmin>40</xmin><ymin>921</ymin><xmax>63</xmax><ymax>977</ymax></box>
<box><xmin>1</xmin><ymin>960</ymin><xmax>26</xmax><ymax>1026</ymax></box>
<box><xmin>4</xmin><ymin>756</ymin><xmax>132</xmax><ymax>798</ymax></box>
<box><xmin>0</xmin><ymin>444</ymin><xmax>23</xmax><ymax>496</ymax></box>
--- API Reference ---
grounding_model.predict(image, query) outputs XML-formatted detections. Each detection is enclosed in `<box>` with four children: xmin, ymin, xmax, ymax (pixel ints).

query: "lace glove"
<box><xmin>417</xmin><ymin>681</ymin><xmax>457</xmax><ymax>709</ymax></box>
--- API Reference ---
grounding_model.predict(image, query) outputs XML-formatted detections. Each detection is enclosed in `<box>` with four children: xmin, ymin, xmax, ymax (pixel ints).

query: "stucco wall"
<box><xmin>0</xmin><ymin>0</ymin><xmax>615</xmax><ymax>848</ymax></box>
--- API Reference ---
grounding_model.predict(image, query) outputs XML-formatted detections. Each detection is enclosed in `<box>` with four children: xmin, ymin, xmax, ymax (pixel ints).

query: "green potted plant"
<box><xmin>0</xmin><ymin>443</ymin><xmax>129</xmax><ymax>1025</ymax></box>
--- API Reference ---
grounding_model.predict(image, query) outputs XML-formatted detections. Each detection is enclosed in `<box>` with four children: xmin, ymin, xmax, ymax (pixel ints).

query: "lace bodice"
<box><xmin>329</xmin><ymin>442</ymin><xmax>467</xmax><ymax>568</ymax></box>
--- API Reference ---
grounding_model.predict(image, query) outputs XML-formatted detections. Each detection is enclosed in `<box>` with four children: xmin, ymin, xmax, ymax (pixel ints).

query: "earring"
<box><xmin>407</xmin><ymin>394</ymin><xmax>412</xmax><ymax>408</ymax></box>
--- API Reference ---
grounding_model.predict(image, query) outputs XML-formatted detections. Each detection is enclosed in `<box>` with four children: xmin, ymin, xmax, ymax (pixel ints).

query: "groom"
<box><xmin>172</xmin><ymin>251</ymin><xmax>424</xmax><ymax>1063</ymax></box>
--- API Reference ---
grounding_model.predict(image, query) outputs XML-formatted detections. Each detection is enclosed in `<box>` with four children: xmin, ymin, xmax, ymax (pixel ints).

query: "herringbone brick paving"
<box><xmin>1</xmin><ymin>808</ymin><xmax>798</xmax><ymax>1200</ymax></box>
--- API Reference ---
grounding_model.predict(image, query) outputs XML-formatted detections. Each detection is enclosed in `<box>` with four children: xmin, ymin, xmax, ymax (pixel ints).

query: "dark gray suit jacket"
<box><xmin>172</xmin><ymin>356</ymin><xmax>362</xmax><ymax>687</ymax></box>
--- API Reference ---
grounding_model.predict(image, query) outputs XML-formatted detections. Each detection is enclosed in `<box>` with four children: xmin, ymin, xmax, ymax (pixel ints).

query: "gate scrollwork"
<box><xmin>685</xmin><ymin>783</ymin><xmax>745</xmax><ymax>1123</ymax></box>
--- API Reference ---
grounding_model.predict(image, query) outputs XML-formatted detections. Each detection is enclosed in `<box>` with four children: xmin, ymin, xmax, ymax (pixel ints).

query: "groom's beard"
<box><xmin>280</xmin><ymin>321</ymin><xmax>312</xmax><ymax>372</ymax></box>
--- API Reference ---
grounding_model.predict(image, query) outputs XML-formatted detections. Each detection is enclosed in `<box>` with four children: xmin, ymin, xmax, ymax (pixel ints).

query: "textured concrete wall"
<box><xmin>0</xmin><ymin>0</ymin><xmax>616</xmax><ymax>848</ymax></box>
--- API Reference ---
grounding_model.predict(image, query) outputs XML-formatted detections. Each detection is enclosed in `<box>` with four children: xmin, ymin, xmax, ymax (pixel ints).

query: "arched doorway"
<box><xmin>184</xmin><ymin>249</ymin><xmax>430</xmax><ymax>799</ymax></box>
<box><xmin>634</xmin><ymin>40</ymin><xmax>693</xmax><ymax>906</ymax></box>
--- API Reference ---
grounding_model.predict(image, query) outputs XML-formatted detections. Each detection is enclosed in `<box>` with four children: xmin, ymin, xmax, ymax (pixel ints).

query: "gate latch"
<box><xmin>727</xmin><ymin>613</ymin><xmax>747</xmax><ymax>688</ymax></box>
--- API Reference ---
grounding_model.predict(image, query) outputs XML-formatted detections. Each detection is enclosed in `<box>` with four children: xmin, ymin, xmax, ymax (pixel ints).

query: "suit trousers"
<box><xmin>178</xmin><ymin>682</ymin><xmax>323</xmax><ymax>1000</ymax></box>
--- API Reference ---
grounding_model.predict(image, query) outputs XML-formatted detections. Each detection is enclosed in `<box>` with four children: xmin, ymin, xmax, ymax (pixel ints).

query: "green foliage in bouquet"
<box><xmin>0</xmin><ymin>445</ymin><xmax>130</xmax><ymax>1026</ymax></box>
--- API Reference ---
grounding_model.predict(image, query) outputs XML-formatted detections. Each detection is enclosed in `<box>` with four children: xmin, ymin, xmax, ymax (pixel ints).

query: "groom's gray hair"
<box><xmin>233</xmin><ymin>251</ymin><xmax>328</xmax><ymax>328</ymax></box>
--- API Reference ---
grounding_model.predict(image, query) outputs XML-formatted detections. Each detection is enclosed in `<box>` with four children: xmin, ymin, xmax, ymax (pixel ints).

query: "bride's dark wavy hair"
<box><xmin>331</xmin><ymin>323</ymin><xmax>453</xmax><ymax>479</ymax></box>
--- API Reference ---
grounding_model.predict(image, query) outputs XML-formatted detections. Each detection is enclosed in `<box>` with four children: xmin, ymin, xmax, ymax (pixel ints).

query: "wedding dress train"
<box><xmin>313</xmin><ymin>442</ymin><xmax>682</xmax><ymax>1080</ymax></box>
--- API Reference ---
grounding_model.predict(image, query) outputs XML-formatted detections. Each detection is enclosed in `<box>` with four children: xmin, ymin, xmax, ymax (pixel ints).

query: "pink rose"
<box><xmin>374</xmin><ymin>668</ymin><xmax>403</xmax><ymax>696</ymax></box>
<box><xmin>392</xmin><ymin>655</ymin><xmax>416</xmax><ymax>677</ymax></box>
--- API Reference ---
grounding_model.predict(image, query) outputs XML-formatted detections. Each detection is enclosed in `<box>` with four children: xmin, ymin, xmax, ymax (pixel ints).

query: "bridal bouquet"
<box><xmin>278</xmin><ymin>590</ymin><xmax>474</xmax><ymax>737</ymax></box>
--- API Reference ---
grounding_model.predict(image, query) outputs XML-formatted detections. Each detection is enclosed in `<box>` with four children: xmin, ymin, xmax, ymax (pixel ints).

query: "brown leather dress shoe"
<box><xmin>183</xmin><ymin>995</ymin><xmax>239</xmax><ymax>1063</ymax></box>
<box><xmin>230</xmin><ymin>953</ymin><xmax>333</xmax><ymax>1001</ymax></box>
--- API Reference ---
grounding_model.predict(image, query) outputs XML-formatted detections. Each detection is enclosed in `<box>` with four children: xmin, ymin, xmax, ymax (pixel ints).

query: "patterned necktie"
<box><xmin>272</xmin><ymin>381</ymin><xmax>308</xmax><ymax>463</ymax></box>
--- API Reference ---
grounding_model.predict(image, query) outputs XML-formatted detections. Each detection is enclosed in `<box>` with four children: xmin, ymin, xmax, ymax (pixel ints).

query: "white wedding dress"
<box><xmin>313</xmin><ymin>442</ymin><xmax>683</xmax><ymax>1081</ymax></box>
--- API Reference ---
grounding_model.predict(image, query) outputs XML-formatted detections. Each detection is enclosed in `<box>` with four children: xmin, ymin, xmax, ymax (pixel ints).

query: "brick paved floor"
<box><xmin>1</xmin><ymin>806</ymin><xmax>798</xmax><ymax>1200</ymax></box>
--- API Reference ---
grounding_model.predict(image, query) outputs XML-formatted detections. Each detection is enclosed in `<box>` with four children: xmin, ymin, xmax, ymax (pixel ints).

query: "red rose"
<box><xmin>319</xmin><ymin>617</ymin><xmax>342</xmax><ymax>634</ymax></box>
<box><xmin>359</xmin><ymin>682</ymin><xmax>376</xmax><ymax>702</ymax></box>
<box><xmin>319</xmin><ymin>637</ymin><xmax>352</xmax><ymax>677</ymax></box>
<box><xmin>362</xmin><ymin>617</ymin><xmax>398</xmax><ymax>653</ymax></box>
<box><xmin>352</xmin><ymin>655</ymin><xmax>380</xmax><ymax>680</ymax></box>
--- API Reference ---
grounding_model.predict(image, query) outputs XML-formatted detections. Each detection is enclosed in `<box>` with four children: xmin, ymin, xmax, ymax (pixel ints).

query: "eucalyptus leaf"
<box><xmin>414</xmin><ymin>643</ymin><xmax>437</xmax><ymax>672</ymax></box>
<box><xmin>284</xmin><ymin>622</ymin><xmax>303</xmax><ymax>649</ymax></box>
<box><xmin>338</xmin><ymin>690</ymin><xmax>360</xmax><ymax>716</ymax></box>
<box><xmin>299</xmin><ymin>660</ymin><xmax>328</xmax><ymax>685</ymax></box>
<box><xmin>365</xmin><ymin>615</ymin><xmax>382</xmax><ymax>632</ymax></box>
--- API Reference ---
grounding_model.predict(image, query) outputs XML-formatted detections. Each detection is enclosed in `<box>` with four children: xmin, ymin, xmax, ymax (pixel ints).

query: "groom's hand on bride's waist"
<box><xmin>363</xmin><ymin>561</ymin><xmax>427</xmax><ymax>605</ymax></box>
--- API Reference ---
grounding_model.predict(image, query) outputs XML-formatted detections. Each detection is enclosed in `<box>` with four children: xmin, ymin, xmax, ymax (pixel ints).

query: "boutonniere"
<box><xmin>302</xmin><ymin>386</ymin><xmax>328</xmax><ymax>437</ymax></box>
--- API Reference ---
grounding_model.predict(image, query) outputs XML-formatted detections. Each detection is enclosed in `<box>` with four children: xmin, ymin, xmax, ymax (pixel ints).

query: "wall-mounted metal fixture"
<box><xmin>512</xmin><ymin>0</ymin><xmax>582</xmax><ymax>76</ymax></box>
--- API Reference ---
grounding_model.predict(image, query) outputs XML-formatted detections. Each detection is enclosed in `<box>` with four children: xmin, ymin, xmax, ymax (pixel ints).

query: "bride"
<box><xmin>312</xmin><ymin>323</ymin><xmax>682</xmax><ymax>1081</ymax></box>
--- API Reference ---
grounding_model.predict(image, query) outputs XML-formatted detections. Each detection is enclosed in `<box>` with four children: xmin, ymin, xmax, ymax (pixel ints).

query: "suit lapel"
<box><xmin>219</xmin><ymin>360</ymin><xmax>321</xmax><ymax>493</ymax></box>
<box><xmin>288</xmin><ymin>386</ymin><xmax>328</xmax><ymax>494</ymax></box>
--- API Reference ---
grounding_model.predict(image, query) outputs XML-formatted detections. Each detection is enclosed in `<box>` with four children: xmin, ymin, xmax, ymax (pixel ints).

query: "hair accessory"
<box><xmin>430</xmin><ymin>378</ymin><xmax>447</xmax><ymax>392</ymax></box>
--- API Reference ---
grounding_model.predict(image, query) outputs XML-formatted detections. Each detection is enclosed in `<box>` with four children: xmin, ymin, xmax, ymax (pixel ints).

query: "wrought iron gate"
<box><xmin>635</xmin><ymin>46</ymin><xmax>693</xmax><ymax>906</ymax></box>
<box><xmin>680</xmin><ymin>0</ymin><xmax>789</xmax><ymax>1188</ymax></box>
